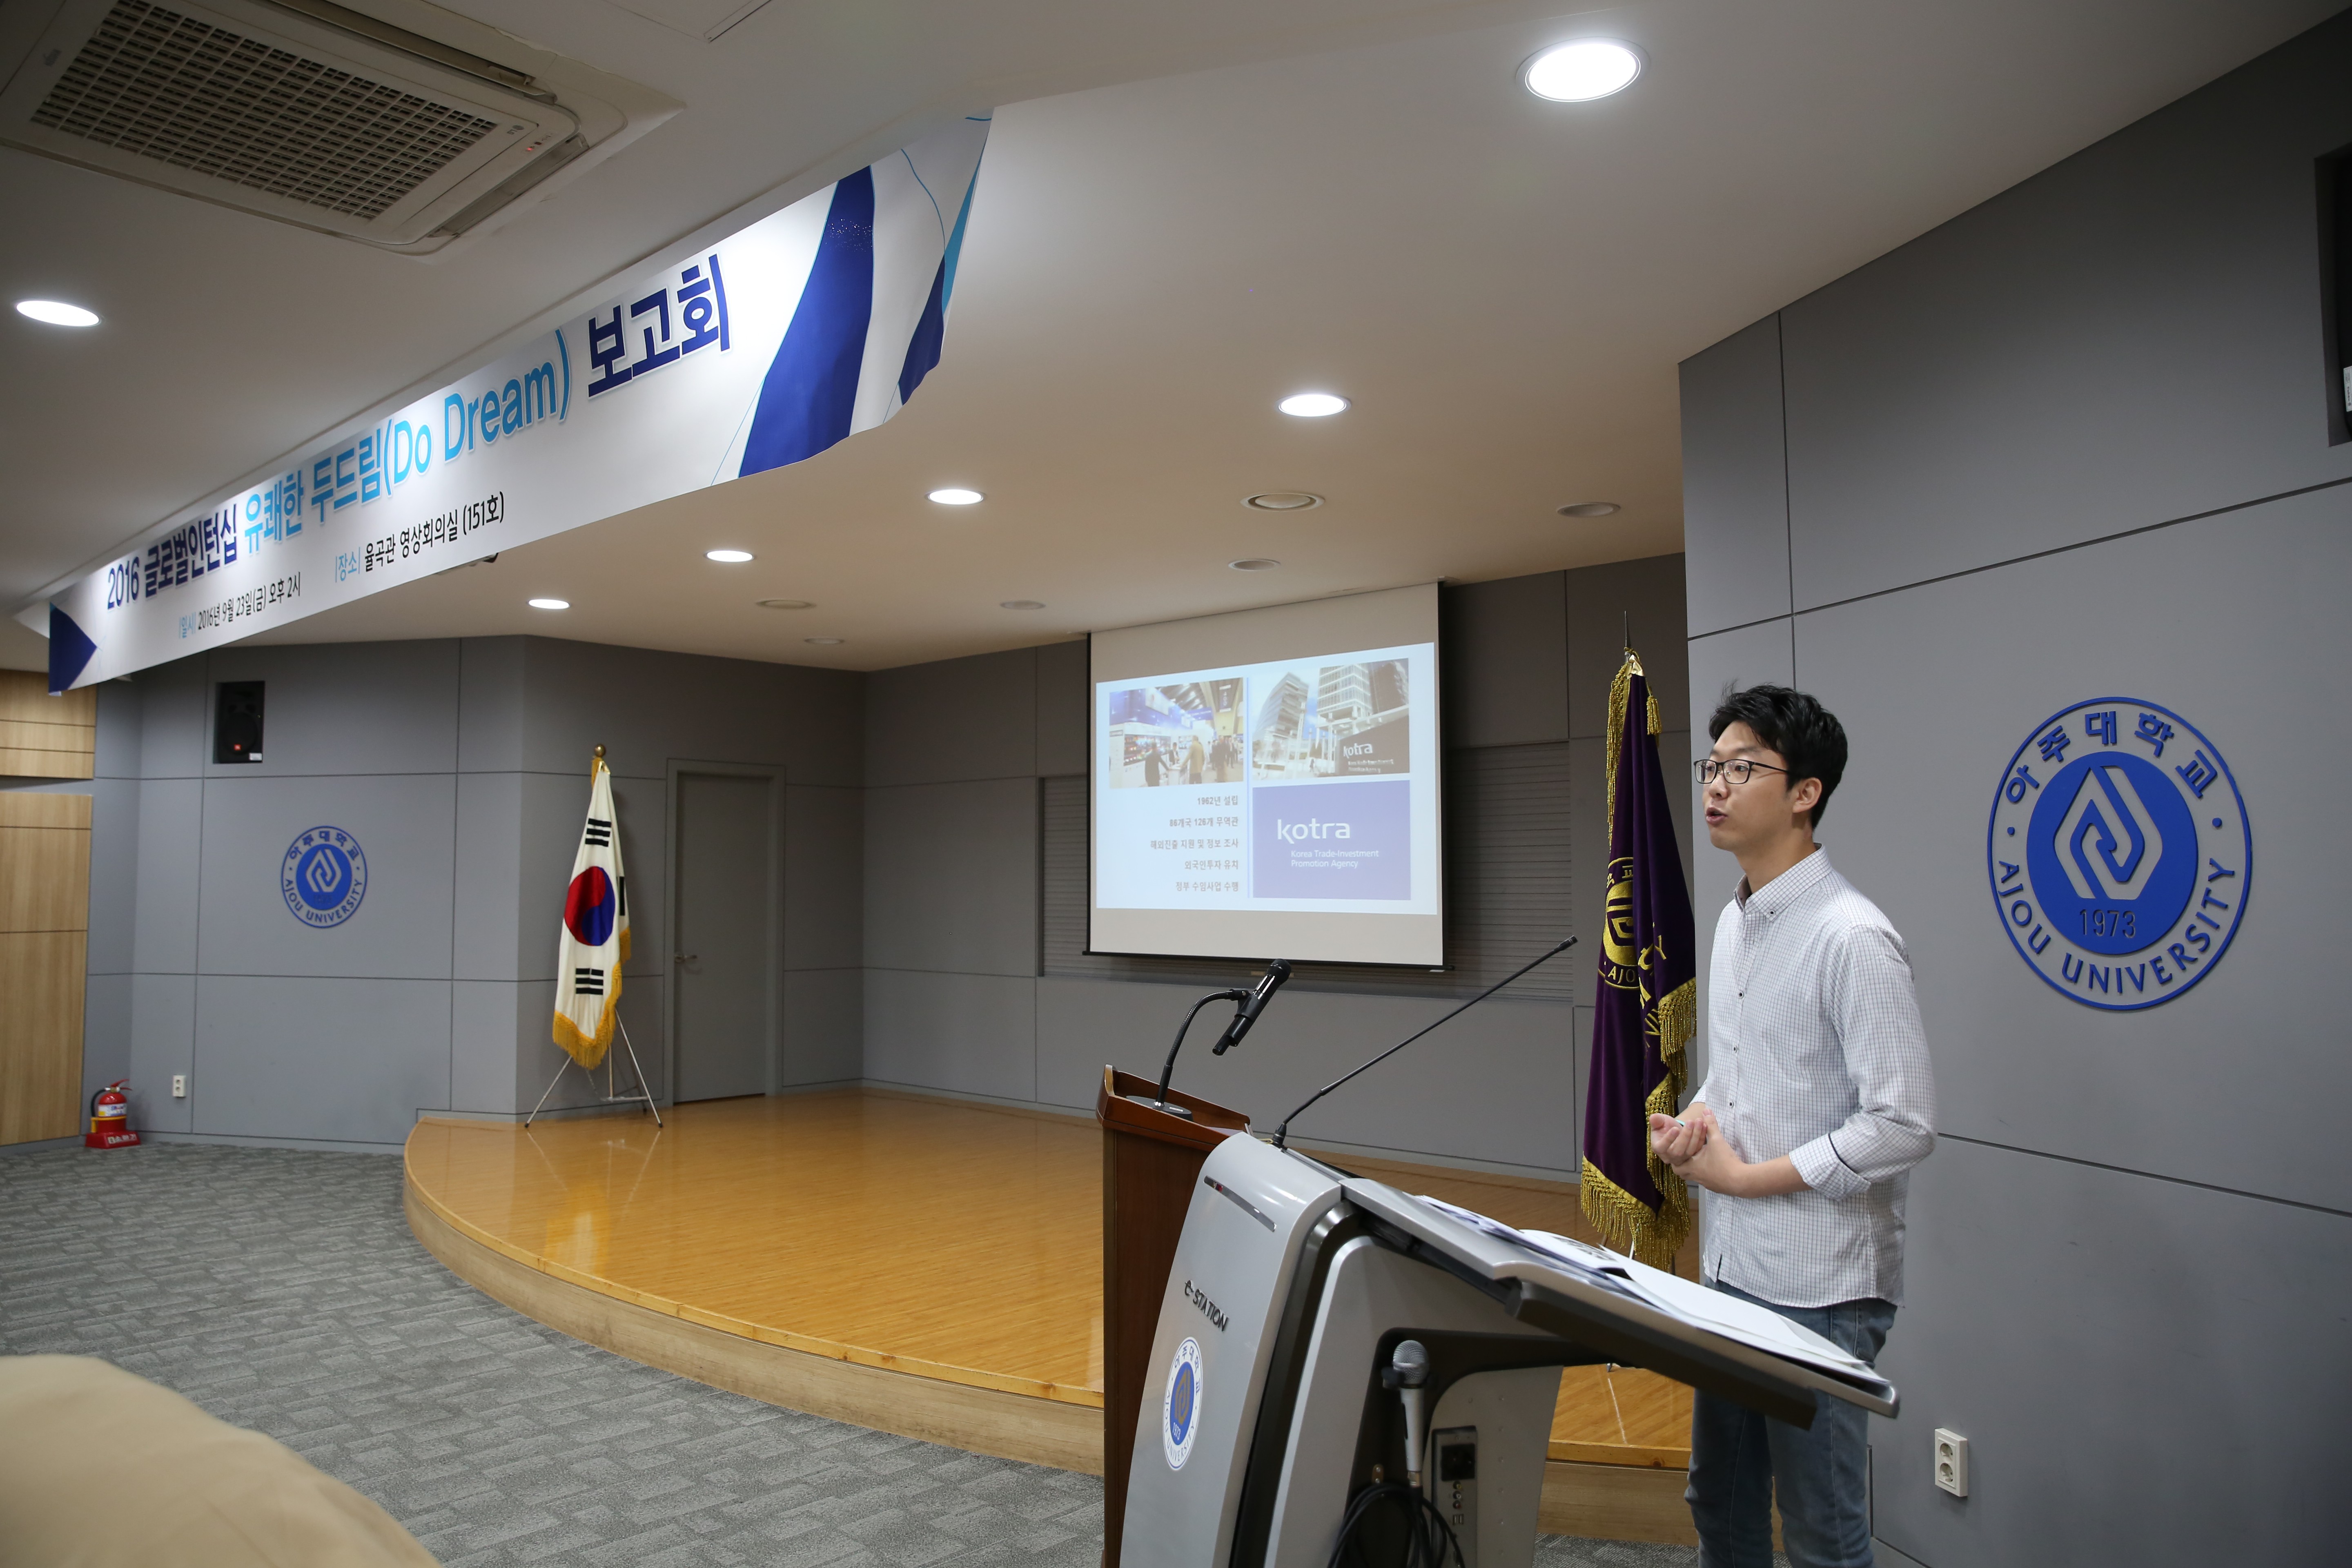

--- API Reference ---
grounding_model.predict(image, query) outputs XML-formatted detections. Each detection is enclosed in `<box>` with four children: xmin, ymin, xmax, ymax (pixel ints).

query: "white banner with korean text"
<box><xmin>29</xmin><ymin>118</ymin><xmax>990</xmax><ymax>691</ymax></box>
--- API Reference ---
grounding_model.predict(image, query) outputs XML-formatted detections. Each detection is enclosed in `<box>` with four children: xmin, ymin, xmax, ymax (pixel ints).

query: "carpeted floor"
<box><xmin>0</xmin><ymin>1143</ymin><xmax>1714</xmax><ymax>1567</ymax></box>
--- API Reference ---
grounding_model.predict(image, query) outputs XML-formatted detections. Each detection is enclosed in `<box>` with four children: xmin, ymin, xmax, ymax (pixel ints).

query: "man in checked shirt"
<box><xmin>1648</xmin><ymin>685</ymin><xmax>1937</xmax><ymax>1568</ymax></box>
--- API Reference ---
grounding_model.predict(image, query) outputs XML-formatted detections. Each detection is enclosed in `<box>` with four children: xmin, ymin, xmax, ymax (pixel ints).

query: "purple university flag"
<box><xmin>1580</xmin><ymin>651</ymin><xmax>1698</xmax><ymax>1266</ymax></box>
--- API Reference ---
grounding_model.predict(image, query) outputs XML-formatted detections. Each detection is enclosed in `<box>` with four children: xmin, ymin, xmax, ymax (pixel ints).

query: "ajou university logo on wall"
<box><xmin>283</xmin><ymin>826</ymin><xmax>367</xmax><ymax>929</ymax></box>
<box><xmin>1987</xmin><ymin>699</ymin><xmax>2248</xmax><ymax>1010</ymax></box>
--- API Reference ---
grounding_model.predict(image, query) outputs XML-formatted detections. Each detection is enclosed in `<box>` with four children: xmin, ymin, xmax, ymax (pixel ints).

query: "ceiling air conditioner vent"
<box><xmin>0</xmin><ymin>0</ymin><xmax>679</xmax><ymax>253</ymax></box>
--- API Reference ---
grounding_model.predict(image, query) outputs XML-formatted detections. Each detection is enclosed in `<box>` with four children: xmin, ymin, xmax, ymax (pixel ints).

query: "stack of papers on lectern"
<box><xmin>1414</xmin><ymin>1196</ymin><xmax>1888</xmax><ymax>1394</ymax></box>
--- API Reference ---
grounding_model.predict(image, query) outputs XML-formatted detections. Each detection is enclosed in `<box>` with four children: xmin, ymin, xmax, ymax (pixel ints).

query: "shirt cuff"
<box><xmin>1790</xmin><ymin>1134</ymin><xmax>1868</xmax><ymax>1201</ymax></box>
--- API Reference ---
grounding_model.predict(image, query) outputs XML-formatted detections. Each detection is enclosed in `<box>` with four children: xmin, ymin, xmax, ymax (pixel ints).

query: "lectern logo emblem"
<box><xmin>1163</xmin><ymin>1336</ymin><xmax>1204</xmax><ymax>1470</ymax></box>
<box><xmin>1987</xmin><ymin>699</ymin><xmax>2247</xmax><ymax>1011</ymax></box>
<box><xmin>282</xmin><ymin>826</ymin><xmax>368</xmax><ymax>928</ymax></box>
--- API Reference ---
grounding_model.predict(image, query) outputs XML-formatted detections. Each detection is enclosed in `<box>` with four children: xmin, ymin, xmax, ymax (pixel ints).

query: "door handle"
<box><xmin>674</xmin><ymin>953</ymin><xmax>698</xmax><ymax>963</ymax></box>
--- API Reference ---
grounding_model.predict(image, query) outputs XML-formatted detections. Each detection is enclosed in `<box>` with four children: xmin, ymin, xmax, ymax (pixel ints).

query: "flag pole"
<box><xmin>528</xmin><ymin>744</ymin><xmax>661</xmax><ymax>1130</ymax></box>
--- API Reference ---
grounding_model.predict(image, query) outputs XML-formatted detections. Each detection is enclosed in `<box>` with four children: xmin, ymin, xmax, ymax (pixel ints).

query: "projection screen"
<box><xmin>1089</xmin><ymin>584</ymin><xmax>1442</xmax><ymax>966</ymax></box>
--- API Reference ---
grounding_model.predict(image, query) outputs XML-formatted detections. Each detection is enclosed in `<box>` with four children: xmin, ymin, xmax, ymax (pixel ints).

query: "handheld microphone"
<box><xmin>1385</xmin><ymin>1339</ymin><xmax>1431</xmax><ymax>1488</ymax></box>
<box><xmin>1271</xmin><ymin>936</ymin><xmax>1576</xmax><ymax>1148</ymax></box>
<box><xmin>1212</xmin><ymin>959</ymin><xmax>1293</xmax><ymax>1055</ymax></box>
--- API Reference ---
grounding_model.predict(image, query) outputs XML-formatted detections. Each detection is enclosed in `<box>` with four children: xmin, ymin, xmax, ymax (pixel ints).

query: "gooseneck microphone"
<box><xmin>1147</xmin><ymin>958</ymin><xmax>1294</xmax><ymax>1114</ymax></box>
<box><xmin>1213</xmin><ymin>958</ymin><xmax>1293</xmax><ymax>1055</ymax></box>
<box><xmin>1270</xmin><ymin>936</ymin><xmax>1577</xmax><ymax>1148</ymax></box>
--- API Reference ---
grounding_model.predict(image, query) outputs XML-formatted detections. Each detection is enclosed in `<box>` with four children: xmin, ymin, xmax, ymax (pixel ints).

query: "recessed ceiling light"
<box><xmin>528</xmin><ymin>597</ymin><xmax>570</xmax><ymax>610</ymax></box>
<box><xmin>1277</xmin><ymin>393</ymin><xmax>1349</xmax><ymax>419</ymax></box>
<box><xmin>1229</xmin><ymin>558</ymin><xmax>1282</xmax><ymax>571</ymax></box>
<box><xmin>757</xmin><ymin>598</ymin><xmax>813</xmax><ymax>610</ymax></box>
<box><xmin>1521</xmin><ymin>40</ymin><xmax>1644</xmax><ymax>101</ymax></box>
<box><xmin>16</xmin><ymin>299</ymin><xmax>99</xmax><ymax>327</ymax></box>
<box><xmin>706</xmin><ymin>548</ymin><xmax>754</xmax><ymax>563</ymax></box>
<box><xmin>1245</xmin><ymin>492</ymin><xmax>1323</xmax><ymax>510</ymax></box>
<box><xmin>928</xmin><ymin>487</ymin><xmax>983</xmax><ymax>505</ymax></box>
<box><xmin>1000</xmin><ymin>600</ymin><xmax>1045</xmax><ymax>610</ymax></box>
<box><xmin>805</xmin><ymin>636</ymin><xmax>844</xmax><ymax>645</ymax></box>
<box><xmin>1558</xmin><ymin>501</ymin><xmax>1622</xmax><ymax>518</ymax></box>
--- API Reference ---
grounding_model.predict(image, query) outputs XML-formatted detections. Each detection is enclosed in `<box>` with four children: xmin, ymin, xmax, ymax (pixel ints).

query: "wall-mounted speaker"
<box><xmin>214</xmin><ymin>680</ymin><xmax>263</xmax><ymax>763</ymax></box>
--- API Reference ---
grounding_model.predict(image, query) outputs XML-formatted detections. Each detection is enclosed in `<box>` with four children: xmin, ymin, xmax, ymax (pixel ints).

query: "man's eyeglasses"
<box><xmin>1694</xmin><ymin>757</ymin><xmax>1791</xmax><ymax>787</ymax></box>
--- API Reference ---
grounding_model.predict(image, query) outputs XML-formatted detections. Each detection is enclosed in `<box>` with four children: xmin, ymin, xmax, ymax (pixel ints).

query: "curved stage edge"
<box><xmin>402</xmin><ymin>1091</ymin><xmax>1706</xmax><ymax>1544</ymax></box>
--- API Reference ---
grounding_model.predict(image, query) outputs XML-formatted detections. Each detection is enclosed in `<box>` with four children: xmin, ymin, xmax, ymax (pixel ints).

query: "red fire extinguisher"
<box><xmin>85</xmin><ymin>1080</ymin><xmax>140</xmax><ymax>1149</ymax></box>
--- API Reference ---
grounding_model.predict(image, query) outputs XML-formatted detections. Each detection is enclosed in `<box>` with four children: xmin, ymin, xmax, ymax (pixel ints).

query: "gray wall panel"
<box><xmin>93</xmin><ymin>682</ymin><xmax>139</xmax><ymax>780</ymax></box>
<box><xmin>784</xmin><ymin>785</ymin><xmax>862</xmax><ymax>971</ymax></box>
<box><xmin>131</xmin><ymin>778</ymin><xmax>202</xmax><ymax>973</ymax></box>
<box><xmin>1678</xmin><ymin>316</ymin><xmax>1790</xmax><ymax>637</ymax></box>
<box><xmin>194</xmin><ymin>773</ymin><xmax>457</xmax><ymax>981</ymax></box>
<box><xmin>864</xmin><ymin>646</ymin><xmax>1038</xmax><ymax>786</ymax></box>
<box><xmin>450</xmin><ymin>979</ymin><xmax>523</xmax><ymax>1114</ymax></box>
<box><xmin>126</xmin><ymin>972</ymin><xmax>194</xmax><ymax>1134</ymax></box>
<box><xmin>862</xmin><ymin>970</ymin><xmax>1036</xmax><ymax>1102</ymax></box>
<box><xmin>1564</xmin><ymin>555</ymin><xmax>1690</xmax><ymax>739</ymax></box>
<box><xmin>451</xmin><ymin>771</ymin><xmax>525</xmax><ymax>982</ymax></box>
<box><xmin>782</xmin><ymin>968</ymin><xmax>862</xmax><ymax>1087</ymax></box>
<box><xmin>80</xmin><ymin>971</ymin><xmax>130</xmax><ymax>1109</ymax></box>
<box><xmin>1873</xmin><ymin>1138</ymin><xmax>2345</xmax><ymax>1568</ymax></box>
<box><xmin>1034</xmin><ymin>976</ymin><xmax>1579</xmax><ymax>1177</ymax></box>
<box><xmin>1685</xmin><ymin>619</ymin><xmax>1794</xmax><ymax>1078</ymax></box>
<box><xmin>1781</xmin><ymin>20</ymin><xmax>2352</xmax><ymax>610</ymax></box>
<box><xmin>1440</xmin><ymin>574</ymin><xmax>1567</xmax><ymax>749</ymax></box>
<box><xmin>456</xmin><ymin>637</ymin><xmax>525</xmax><ymax>773</ymax></box>
<box><xmin>864</xmin><ymin>778</ymin><xmax>1039</xmax><ymax>976</ymax></box>
<box><xmin>83</xmin><ymin>775</ymin><xmax>140</xmax><ymax>975</ymax></box>
<box><xmin>193</xmin><ymin>975</ymin><xmax>451</xmax><ymax>1144</ymax></box>
<box><xmin>510</xmin><ymin>637</ymin><xmax>861</xmax><ymax>786</ymax></box>
<box><xmin>135</xmin><ymin>657</ymin><xmax>207</xmax><ymax>778</ymax></box>
<box><xmin>1795</xmin><ymin>485</ymin><xmax>2350</xmax><ymax>1207</ymax></box>
<box><xmin>1034</xmin><ymin>638</ymin><xmax>1089</xmax><ymax>777</ymax></box>
<box><xmin>206</xmin><ymin>640</ymin><xmax>459</xmax><ymax>777</ymax></box>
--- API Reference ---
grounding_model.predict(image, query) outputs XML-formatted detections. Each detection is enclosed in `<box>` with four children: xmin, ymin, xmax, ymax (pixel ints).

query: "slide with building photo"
<box><xmin>1094</xmin><ymin>642</ymin><xmax>1438</xmax><ymax>917</ymax></box>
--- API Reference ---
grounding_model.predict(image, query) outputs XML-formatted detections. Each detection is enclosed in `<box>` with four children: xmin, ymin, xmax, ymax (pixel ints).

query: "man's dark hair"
<box><xmin>1708</xmin><ymin>684</ymin><xmax>1848</xmax><ymax>828</ymax></box>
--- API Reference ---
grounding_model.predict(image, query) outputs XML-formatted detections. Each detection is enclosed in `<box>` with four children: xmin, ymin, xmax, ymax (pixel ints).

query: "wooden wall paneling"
<box><xmin>0</xmin><ymin>789</ymin><xmax>91</xmax><ymax>1145</ymax></box>
<box><xmin>0</xmin><ymin>674</ymin><xmax>96</xmax><ymax>780</ymax></box>
<box><xmin>0</xmin><ymin>931</ymin><xmax>87</xmax><ymax>1144</ymax></box>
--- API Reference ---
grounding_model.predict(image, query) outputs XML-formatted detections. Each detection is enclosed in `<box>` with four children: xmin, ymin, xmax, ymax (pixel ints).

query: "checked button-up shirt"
<box><xmin>1692</xmin><ymin>849</ymin><xmax>1938</xmax><ymax>1309</ymax></box>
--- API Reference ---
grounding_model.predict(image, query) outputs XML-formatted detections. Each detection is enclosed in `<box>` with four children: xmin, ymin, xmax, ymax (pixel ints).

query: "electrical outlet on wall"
<box><xmin>1933</xmin><ymin>1429</ymin><xmax>1969</xmax><ymax>1497</ymax></box>
<box><xmin>172</xmin><ymin>1075</ymin><xmax>187</xmax><ymax>1099</ymax></box>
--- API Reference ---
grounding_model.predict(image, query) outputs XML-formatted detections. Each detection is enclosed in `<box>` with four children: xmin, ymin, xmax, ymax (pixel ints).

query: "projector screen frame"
<box><xmin>1085</xmin><ymin>585</ymin><xmax>1446</xmax><ymax>968</ymax></box>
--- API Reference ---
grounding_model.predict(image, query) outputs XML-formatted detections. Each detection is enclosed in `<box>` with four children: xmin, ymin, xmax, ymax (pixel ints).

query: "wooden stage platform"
<box><xmin>403</xmin><ymin>1089</ymin><xmax>1701</xmax><ymax>1544</ymax></box>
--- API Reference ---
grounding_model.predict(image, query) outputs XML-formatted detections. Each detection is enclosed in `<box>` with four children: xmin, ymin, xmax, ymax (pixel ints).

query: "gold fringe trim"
<box><xmin>1602</xmin><ymin>650</ymin><xmax>1663</xmax><ymax>830</ymax></box>
<box><xmin>1579</xmin><ymin>1156</ymin><xmax>1686</xmax><ymax>1270</ymax></box>
<box><xmin>552</xmin><ymin>967</ymin><xmax>622</xmax><ymax>1071</ymax></box>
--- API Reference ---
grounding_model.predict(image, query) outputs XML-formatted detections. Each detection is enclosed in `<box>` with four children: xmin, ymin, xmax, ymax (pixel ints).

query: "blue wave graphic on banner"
<box><xmin>48</xmin><ymin>604</ymin><xmax>96</xmax><ymax>694</ymax></box>
<box><xmin>740</xmin><ymin>169</ymin><xmax>876</xmax><ymax>477</ymax></box>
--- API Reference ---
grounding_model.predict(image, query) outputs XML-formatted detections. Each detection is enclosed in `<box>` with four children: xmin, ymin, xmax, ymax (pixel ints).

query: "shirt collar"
<box><xmin>1735</xmin><ymin>846</ymin><xmax>1833</xmax><ymax>916</ymax></box>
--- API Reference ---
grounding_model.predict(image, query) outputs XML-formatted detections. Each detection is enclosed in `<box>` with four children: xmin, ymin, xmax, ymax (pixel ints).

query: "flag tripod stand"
<box><xmin>525</xmin><ymin>1017</ymin><xmax>664</xmax><ymax>1128</ymax></box>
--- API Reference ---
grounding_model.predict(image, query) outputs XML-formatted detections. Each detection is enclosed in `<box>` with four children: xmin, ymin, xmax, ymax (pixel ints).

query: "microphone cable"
<box><xmin>1324</xmin><ymin>1481</ymin><xmax>1462</xmax><ymax>1568</ymax></box>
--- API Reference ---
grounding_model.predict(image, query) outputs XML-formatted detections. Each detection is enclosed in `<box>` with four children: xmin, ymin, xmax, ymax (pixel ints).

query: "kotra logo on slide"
<box><xmin>1987</xmin><ymin>698</ymin><xmax>2247</xmax><ymax>1011</ymax></box>
<box><xmin>281</xmin><ymin>826</ymin><xmax>367</xmax><ymax>928</ymax></box>
<box><xmin>1163</xmin><ymin>1337</ymin><xmax>1204</xmax><ymax>1470</ymax></box>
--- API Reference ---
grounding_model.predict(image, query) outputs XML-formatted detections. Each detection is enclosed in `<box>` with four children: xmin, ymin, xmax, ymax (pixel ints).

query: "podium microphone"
<box><xmin>1270</xmin><ymin>936</ymin><xmax>1576</xmax><ymax>1149</ymax></box>
<box><xmin>1385</xmin><ymin>1339</ymin><xmax>1431</xmax><ymax>1488</ymax></box>
<box><xmin>1146</xmin><ymin>958</ymin><xmax>1293</xmax><ymax>1116</ymax></box>
<box><xmin>1212</xmin><ymin>958</ymin><xmax>1292</xmax><ymax>1055</ymax></box>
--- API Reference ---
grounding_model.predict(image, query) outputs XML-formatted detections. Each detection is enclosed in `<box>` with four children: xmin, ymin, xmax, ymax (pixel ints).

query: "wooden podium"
<box><xmin>1096</xmin><ymin>1065</ymin><xmax>1251</xmax><ymax>1567</ymax></box>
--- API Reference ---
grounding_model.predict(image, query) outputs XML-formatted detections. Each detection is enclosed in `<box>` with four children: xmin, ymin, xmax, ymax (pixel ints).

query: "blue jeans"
<box><xmin>1686</xmin><ymin>1283</ymin><xmax>1895</xmax><ymax>1568</ymax></box>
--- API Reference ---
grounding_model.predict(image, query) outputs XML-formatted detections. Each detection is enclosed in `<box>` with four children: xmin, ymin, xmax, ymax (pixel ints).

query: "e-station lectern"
<box><xmin>1119</xmin><ymin>1133</ymin><xmax>1898</xmax><ymax>1568</ymax></box>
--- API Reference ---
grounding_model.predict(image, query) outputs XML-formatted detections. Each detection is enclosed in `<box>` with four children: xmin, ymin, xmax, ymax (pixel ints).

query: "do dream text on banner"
<box><xmin>555</xmin><ymin>754</ymin><xmax>630</xmax><ymax>1069</ymax></box>
<box><xmin>1579</xmin><ymin>649</ymin><xmax>1699</xmax><ymax>1268</ymax></box>
<box><xmin>31</xmin><ymin>118</ymin><xmax>991</xmax><ymax>693</ymax></box>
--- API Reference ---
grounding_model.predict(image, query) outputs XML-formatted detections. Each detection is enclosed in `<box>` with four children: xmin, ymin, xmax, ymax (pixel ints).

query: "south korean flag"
<box><xmin>554</xmin><ymin>755</ymin><xmax>629</xmax><ymax>1068</ymax></box>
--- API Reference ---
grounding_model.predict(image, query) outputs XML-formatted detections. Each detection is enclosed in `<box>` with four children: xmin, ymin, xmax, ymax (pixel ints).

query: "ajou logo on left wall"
<box><xmin>1987</xmin><ymin>699</ymin><xmax>2247</xmax><ymax>1010</ymax></box>
<box><xmin>283</xmin><ymin>826</ymin><xmax>368</xmax><ymax>928</ymax></box>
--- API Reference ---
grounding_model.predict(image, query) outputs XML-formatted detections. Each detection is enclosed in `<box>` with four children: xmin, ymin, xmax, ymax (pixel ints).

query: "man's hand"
<box><xmin>1649</xmin><ymin>1102</ymin><xmax>1717</xmax><ymax>1166</ymax></box>
<box><xmin>1648</xmin><ymin>1103</ymin><xmax>1810</xmax><ymax>1198</ymax></box>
